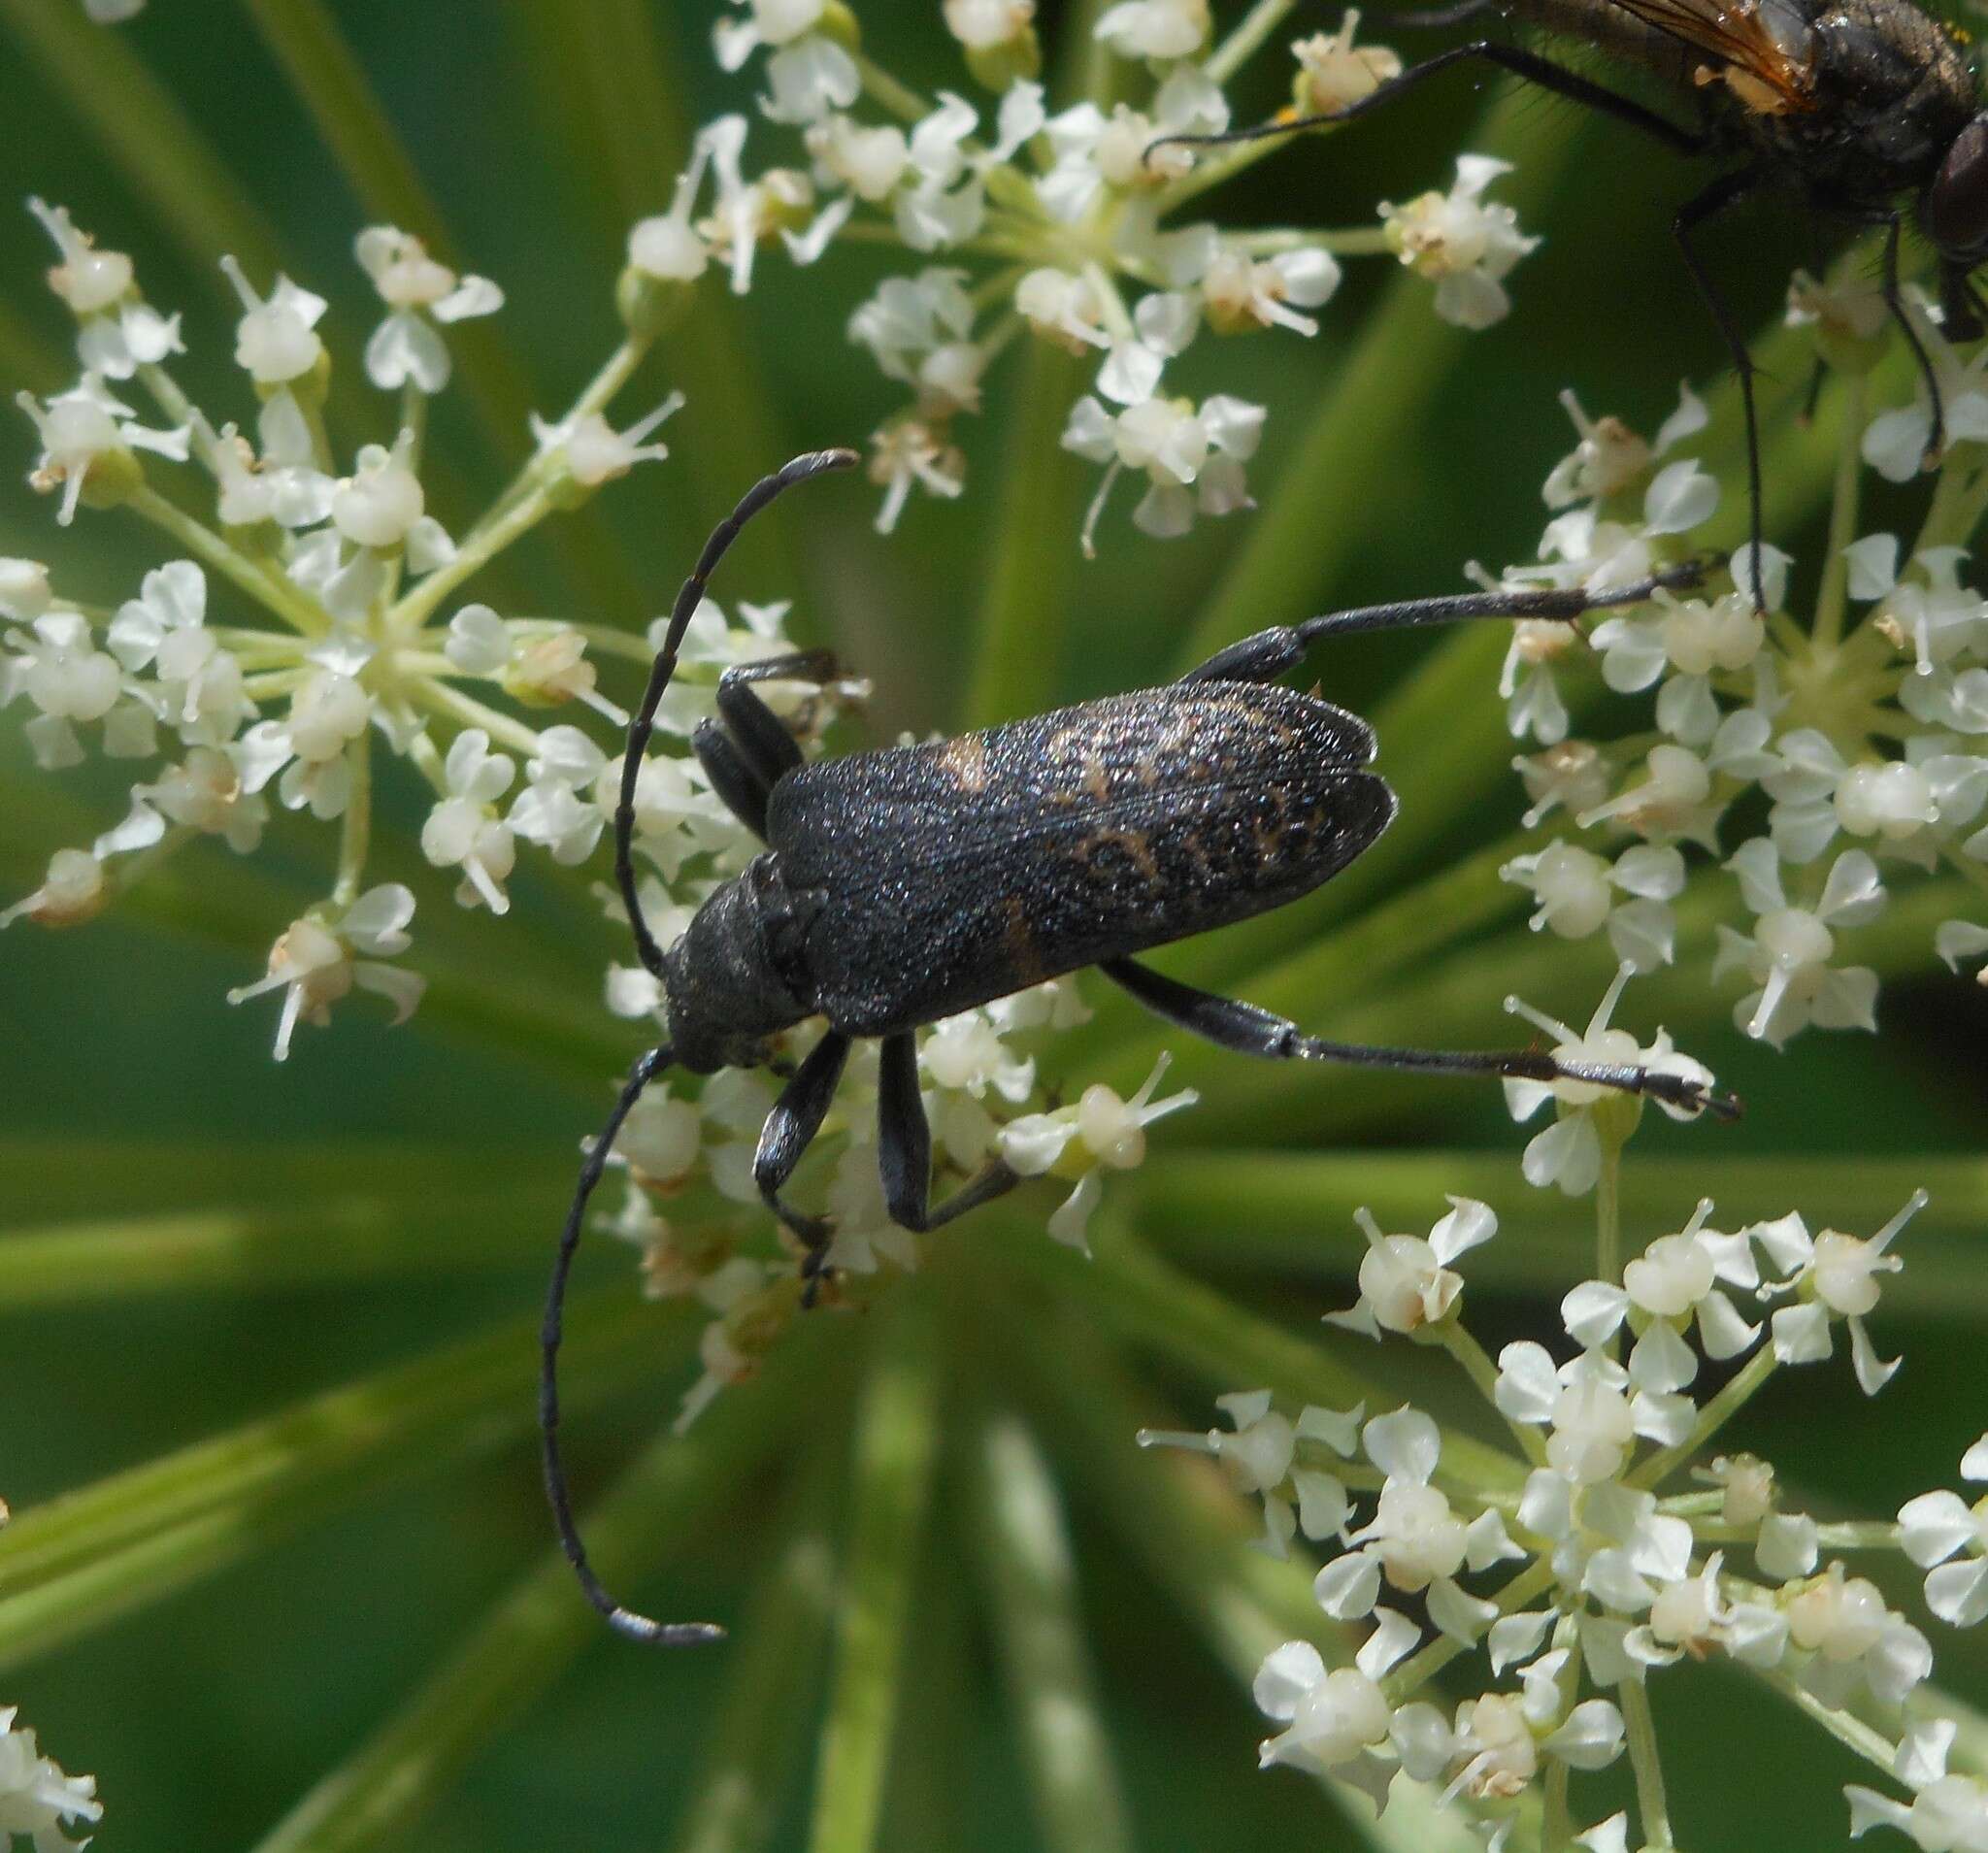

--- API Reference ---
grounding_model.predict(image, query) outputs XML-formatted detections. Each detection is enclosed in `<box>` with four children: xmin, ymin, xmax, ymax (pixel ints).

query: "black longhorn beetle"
<box><xmin>542</xmin><ymin>447</ymin><xmax>1740</xmax><ymax>1647</ymax></box>
<box><xmin>1155</xmin><ymin>0</ymin><xmax>1988</xmax><ymax>612</ymax></box>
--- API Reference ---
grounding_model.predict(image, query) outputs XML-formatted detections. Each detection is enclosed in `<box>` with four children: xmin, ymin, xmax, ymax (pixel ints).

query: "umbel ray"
<box><xmin>1155</xmin><ymin>0</ymin><xmax>1988</xmax><ymax>609</ymax></box>
<box><xmin>541</xmin><ymin>447</ymin><xmax>1740</xmax><ymax>1647</ymax></box>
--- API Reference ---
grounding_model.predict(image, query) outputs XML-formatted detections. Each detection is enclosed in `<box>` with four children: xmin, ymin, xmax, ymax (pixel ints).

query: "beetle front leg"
<box><xmin>1100</xmin><ymin>957</ymin><xmax>1740</xmax><ymax>1120</ymax></box>
<box><xmin>1179</xmin><ymin>565</ymin><xmax>1711</xmax><ymax>688</ymax></box>
<box><xmin>716</xmin><ymin>649</ymin><xmax>841</xmax><ymax>781</ymax></box>
<box><xmin>752</xmin><ymin>1031</ymin><xmax>851</xmax><ymax>1286</ymax></box>
<box><xmin>877</xmin><ymin>1034</ymin><xmax>1021</xmax><ymax>1232</ymax></box>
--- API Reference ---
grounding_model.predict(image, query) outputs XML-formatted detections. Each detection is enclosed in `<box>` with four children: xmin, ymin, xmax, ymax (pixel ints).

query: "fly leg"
<box><xmin>1674</xmin><ymin>167</ymin><xmax>1769</xmax><ymax>611</ymax></box>
<box><xmin>1150</xmin><ymin>41</ymin><xmax>1707</xmax><ymax>163</ymax></box>
<box><xmin>1876</xmin><ymin>212</ymin><xmax>1946</xmax><ymax>464</ymax></box>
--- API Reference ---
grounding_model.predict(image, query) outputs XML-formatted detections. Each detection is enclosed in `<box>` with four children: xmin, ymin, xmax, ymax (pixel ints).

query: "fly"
<box><xmin>1155</xmin><ymin>0</ymin><xmax>1988</xmax><ymax>609</ymax></box>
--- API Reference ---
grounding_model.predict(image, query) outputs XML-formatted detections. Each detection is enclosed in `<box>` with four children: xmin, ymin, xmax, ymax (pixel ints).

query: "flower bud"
<box><xmin>0</xmin><ymin>848</ymin><xmax>107</xmax><ymax>930</ymax></box>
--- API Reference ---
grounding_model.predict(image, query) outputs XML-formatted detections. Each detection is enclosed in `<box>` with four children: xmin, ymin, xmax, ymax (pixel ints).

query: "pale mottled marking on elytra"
<box><xmin>1077</xmin><ymin>827</ymin><xmax>1159</xmax><ymax>882</ymax></box>
<box><xmin>1045</xmin><ymin>725</ymin><xmax>1087</xmax><ymax>766</ymax></box>
<box><xmin>940</xmin><ymin>734</ymin><xmax>990</xmax><ymax>794</ymax></box>
<box><xmin>1002</xmin><ymin>892</ymin><xmax>1045</xmax><ymax>984</ymax></box>
<box><xmin>1083</xmin><ymin>754</ymin><xmax>1112</xmax><ymax>804</ymax></box>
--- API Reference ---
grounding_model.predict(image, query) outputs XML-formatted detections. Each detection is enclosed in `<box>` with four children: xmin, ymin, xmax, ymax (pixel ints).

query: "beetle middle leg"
<box><xmin>1100</xmin><ymin>956</ymin><xmax>1740</xmax><ymax>1119</ymax></box>
<box><xmin>876</xmin><ymin>1034</ymin><xmax>1021</xmax><ymax>1233</ymax></box>
<box><xmin>1179</xmin><ymin>562</ymin><xmax>1708</xmax><ymax>688</ymax></box>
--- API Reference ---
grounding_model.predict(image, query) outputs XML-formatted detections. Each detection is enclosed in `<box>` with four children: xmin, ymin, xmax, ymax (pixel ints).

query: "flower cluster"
<box><xmin>3</xmin><ymin>197</ymin><xmax>722</xmax><ymax>1060</ymax></box>
<box><xmin>672</xmin><ymin>0</ymin><xmax>1540</xmax><ymax>541</ymax></box>
<box><xmin>608</xmin><ymin>982</ymin><xmax>1198</xmax><ymax>1428</ymax></box>
<box><xmin>1</xmin><ymin>197</ymin><xmax>1213</xmax><ymax>1404</ymax></box>
<box><xmin>1484</xmin><ymin>279</ymin><xmax>1988</xmax><ymax>1049</ymax></box>
<box><xmin>1150</xmin><ymin>1165</ymin><xmax>1971</xmax><ymax>1846</ymax></box>
<box><xmin>0</xmin><ymin>1704</ymin><xmax>99</xmax><ymax>1852</ymax></box>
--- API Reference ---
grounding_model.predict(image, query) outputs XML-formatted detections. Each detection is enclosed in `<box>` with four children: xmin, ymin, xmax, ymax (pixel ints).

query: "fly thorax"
<box><xmin>659</xmin><ymin>855</ymin><xmax>817</xmax><ymax>1074</ymax></box>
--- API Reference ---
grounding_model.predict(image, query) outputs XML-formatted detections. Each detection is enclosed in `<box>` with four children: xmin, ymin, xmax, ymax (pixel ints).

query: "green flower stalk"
<box><xmin>0</xmin><ymin>1</ymin><xmax>1985</xmax><ymax>1849</ymax></box>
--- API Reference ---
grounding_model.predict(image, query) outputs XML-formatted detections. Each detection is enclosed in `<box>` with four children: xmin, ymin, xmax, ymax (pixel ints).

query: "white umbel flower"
<box><xmin>225</xmin><ymin>884</ymin><xmax>426</xmax><ymax>1062</ymax></box>
<box><xmin>0</xmin><ymin>1705</ymin><xmax>100</xmax><ymax>1852</ymax></box>
<box><xmin>1898</xmin><ymin>1436</ymin><xmax>1988</xmax><ymax>1628</ymax></box>
<box><xmin>1380</xmin><ymin>154</ymin><xmax>1539</xmax><ymax>329</ymax></box>
<box><xmin>1327</xmin><ymin>1197</ymin><xmax>1497</xmax><ymax>1339</ymax></box>
<box><xmin>1752</xmin><ymin>1188</ymin><xmax>1927</xmax><ymax>1395</ymax></box>
<box><xmin>353</xmin><ymin>224</ymin><xmax>504</xmax><ymax>393</ymax></box>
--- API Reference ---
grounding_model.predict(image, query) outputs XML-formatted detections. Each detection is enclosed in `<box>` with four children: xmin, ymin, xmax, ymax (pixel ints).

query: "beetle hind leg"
<box><xmin>1100</xmin><ymin>957</ymin><xmax>1740</xmax><ymax>1121</ymax></box>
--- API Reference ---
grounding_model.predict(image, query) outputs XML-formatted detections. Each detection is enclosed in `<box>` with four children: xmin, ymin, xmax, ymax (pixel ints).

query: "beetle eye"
<box><xmin>1926</xmin><ymin>114</ymin><xmax>1988</xmax><ymax>262</ymax></box>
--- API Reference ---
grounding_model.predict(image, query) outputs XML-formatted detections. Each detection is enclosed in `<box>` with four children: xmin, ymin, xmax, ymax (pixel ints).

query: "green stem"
<box><xmin>250</xmin><ymin>1361</ymin><xmax>814</xmax><ymax>1853</ymax></box>
<box><xmin>1633</xmin><ymin>1343</ymin><xmax>1779</xmax><ymax>1492</ymax></box>
<box><xmin>960</xmin><ymin>340</ymin><xmax>1086</xmax><ymax>727</ymax></box>
<box><xmin>0</xmin><ymin>1293</ymin><xmax>687</xmax><ymax>1670</ymax></box>
<box><xmin>331</xmin><ymin>730</ymin><xmax>373</xmax><ymax>908</ymax></box>
<box><xmin>124</xmin><ymin>483</ymin><xmax>327</xmax><ymax>635</ymax></box>
<box><xmin>234</xmin><ymin>0</ymin><xmax>541</xmax><ymax>461</ymax></box>
<box><xmin>1206</xmin><ymin>0</ymin><xmax>1302</xmax><ymax>85</ymax></box>
<box><xmin>1757</xmin><ymin>1665</ymin><xmax>1900</xmax><ymax>1772</ymax></box>
<box><xmin>390</xmin><ymin>483</ymin><xmax>560</xmax><ymax>633</ymax></box>
<box><xmin>1014</xmin><ymin>1215</ymin><xmax>1527</xmax><ymax>1495</ymax></box>
<box><xmin>0</xmin><ymin>1186</ymin><xmax>563</xmax><ymax>1302</ymax></box>
<box><xmin>1620</xmin><ymin>1679</ymin><xmax>1675</xmax><ymax>1851</ymax></box>
<box><xmin>1812</xmin><ymin>372</ymin><xmax>1866</xmax><ymax>650</ymax></box>
<box><xmin>1380</xmin><ymin>1561</ymin><xmax>1555</xmax><ymax>1704</ymax></box>
<box><xmin>1542</xmin><ymin>1759</ymin><xmax>1572</xmax><ymax>1853</ymax></box>
<box><xmin>854</xmin><ymin>53</ymin><xmax>928</xmax><ymax>124</ymax></box>
<box><xmin>809</xmin><ymin>1300</ymin><xmax>944</xmax><ymax>1853</ymax></box>
<box><xmin>966</xmin><ymin>1407</ymin><xmax>1134</xmax><ymax>1853</ymax></box>
<box><xmin>1597</xmin><ymin>1132</ymin><xmax>1623</xmax><ymax>1289</ymax></box>
<box><xmin>671</xmin><ymin>1443</ymin><xmax>849</xmax><ymax>1853</ymax></box>
<box><xmin>406</xmin><ymin>678</ymin><xmax>546</xmax><ymax>757</ymax></box>
<box><xmin>1433</xmin><ymin>1319</ymin><xmax>1546</xmax><ymax>1468</ymax></box>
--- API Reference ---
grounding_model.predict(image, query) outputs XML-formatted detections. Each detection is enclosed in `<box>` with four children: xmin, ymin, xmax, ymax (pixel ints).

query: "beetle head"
<box><xmin>658</xmin><ymin>863</ymin><xmax>812</xmax><ymax>1075</ymax></box>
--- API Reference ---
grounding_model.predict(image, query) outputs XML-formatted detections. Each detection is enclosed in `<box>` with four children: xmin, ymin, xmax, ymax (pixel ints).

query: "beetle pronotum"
<box><xmin>543</xmin><ymin>448</ymin><xmax>1738</xmax><ymax>1645</ymax></box>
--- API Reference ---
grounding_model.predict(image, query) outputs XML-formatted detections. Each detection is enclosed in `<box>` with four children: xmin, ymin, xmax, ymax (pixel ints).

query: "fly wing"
<box><xmin>767</xmin><ymin>683</ymin><xmax>1393</xmax><ymax>1037</ymax></box>
<box><xmin>1600</xmin><ymin>0</ymin><xmax>1821</xmax><ymax>112</ymax></box>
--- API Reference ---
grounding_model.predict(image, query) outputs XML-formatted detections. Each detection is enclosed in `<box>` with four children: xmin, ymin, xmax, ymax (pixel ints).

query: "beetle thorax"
<box><xmin>659</xmin><ymin>855</ymin><xmax>818</xmax><ymax>1074</ymax></box>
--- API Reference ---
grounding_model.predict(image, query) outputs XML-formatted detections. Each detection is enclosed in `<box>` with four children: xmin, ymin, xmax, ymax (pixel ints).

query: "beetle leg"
<box><xmin>876</xmin><ymin>1033</ymin><xmax>1021</xmax><ymax>1232</ymax></box>
<box><xmin>1180</xmin><ymin>563</ymin><xmax>1710</xmax><ymax>688</ymax></box>
<box><xmin>752</xmin><ymin>1030</ymin><xmax>851</xmax><ymax>1271</ymax></box>
<box><xmin>1149</xmin><ymin>41</ymin><xmax>1706</xmax><ymax>166</ymax></box>
<box><xmin>541</xmin><ymin>1042</ymin><xmax>725</xmax><ymax>1648</ymax></box>
<box><xmin>1100</xmin><ymin>956</ymin><xmax>1740</xmax><ymax>1121</ymax></box>
<box><xmin>693</xmin><ymin>719</ymin><xmax>776</xmax><ymax>841</ymax></box>
<box><xmin>717</xmin><ymin>649</ymin><xmax>842</xmax><ymax>785</ymax></box>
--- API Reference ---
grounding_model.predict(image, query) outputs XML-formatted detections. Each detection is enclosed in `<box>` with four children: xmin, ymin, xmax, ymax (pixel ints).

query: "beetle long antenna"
<box><xmin>541</xmin><ymin>1043</ymin><xmax>723</xmax><ymax>1647</ymax></box>
<box><xmin>615</xmin><ymin>447</ymin><xmax>861</xmax><ymax>979</ymax></box>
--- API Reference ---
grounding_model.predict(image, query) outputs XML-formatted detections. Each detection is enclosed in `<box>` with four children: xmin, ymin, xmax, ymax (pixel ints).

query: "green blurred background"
<box><xmin>0</xmin><ymin>1</ymin><xmax>1983</xmax><ymax>1846</ymax></box>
